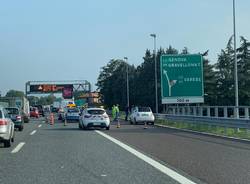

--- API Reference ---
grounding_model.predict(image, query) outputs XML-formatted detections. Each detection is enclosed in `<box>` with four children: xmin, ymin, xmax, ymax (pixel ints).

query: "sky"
<box><xmin>0</xmin><ymin>0</ymin><xmax>250</xmax><ymax>96</ymax></box>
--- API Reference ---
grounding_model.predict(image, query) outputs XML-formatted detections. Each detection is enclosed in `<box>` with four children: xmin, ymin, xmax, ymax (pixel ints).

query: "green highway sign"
<box><xmin>160</xmin><ymin>54</ymin><xmax>204</xmax><ymax>104</ymax></box>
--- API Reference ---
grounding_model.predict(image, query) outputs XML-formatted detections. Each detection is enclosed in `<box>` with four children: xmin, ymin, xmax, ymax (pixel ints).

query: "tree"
<box><xmin>215</xmin><ymin>37</ymin><xmax>235</xmax><ymax>105</ymax></box>
<box><xmin>237</xmin><ymin>36</ymin><xmax>250</xmax><ymax>105</ymax></box>
<box><xmin>97</xmin><ymin>59</ymin><xmax>131</xmax><ymax>109</ymax></box>
<box><xmin>27</xmin><ymin>96</ymin><xmax>39</xmax><ymax>106</ymax></box>
<box><xmin>203</xmin><ymin>57</ymin><xmax>217</xmax><ymax>105</ymax></box>
<box><xmin>5</xmin><ymin>90</ymin><xmax>25</xmax><ymax>98</ymax></box>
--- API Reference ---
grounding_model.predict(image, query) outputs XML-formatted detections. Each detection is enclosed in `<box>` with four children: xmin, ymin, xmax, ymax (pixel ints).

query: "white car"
<box><xmin>0</xmin><ymin>107</ymin><xmax>15</xmax><ymax>147</ymax></box>
<box><xmin>130</xmin><ymin>106</ymin><xmax>155</xmax><ymax>125</ymax></box>
<box><xmin>79</xmin><ymin>108</ymin><xmax>110</xmax><ymax>130</ymax></box>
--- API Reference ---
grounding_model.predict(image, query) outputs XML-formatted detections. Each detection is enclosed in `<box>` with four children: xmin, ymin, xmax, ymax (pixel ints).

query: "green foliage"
<box><xmin>97</xmin><ymin>36</ymin><xmax>250</xmax><ymax>110</ymax></box>
<box><xmin>237</xmin><ymin>36</ymin><xmax>250</xmax><ymax>105</ymax></box>
<box><xmin>215</xmin><ymin>37</ymin><xmax>235</xmax><ymax>105</ymax></box>
<box><xmin>5</xmin><ymin>90</ymin><xmax>25</xmax><ymax>97</ymax></box>
<box><xmin>27</xmin><ymin>96</ymin><xmax>39</xmax><ymax>106</ymax></box>
<box><xmin>97</xmin><ymin>59</ymin><xmax>132</xmax><ymax>109</ymax></box>
<box><xmin>203</xmin><ymin>57</ymin><xmax>217</xmax><ymax>105</ymax></box>
<box><xmin>27</xmin><ymin>94</ymin><xmax>56</xmax><ymax>106</ymax></box>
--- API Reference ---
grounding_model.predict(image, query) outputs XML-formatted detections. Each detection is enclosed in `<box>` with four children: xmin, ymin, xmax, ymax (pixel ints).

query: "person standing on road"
<box><xmin>125</xmin><ymin>106</ymin><xmax>130</xmax><ymax>121</ymax></box>
<box><xmin>112</xmin><ymin>105</ymin><xmax>116</xmax><ymax>122</ymax></box>
<box><xmin>115</xmin><ymin>104</ymin><xmax>120</xmax><ymax>128</ymax></box>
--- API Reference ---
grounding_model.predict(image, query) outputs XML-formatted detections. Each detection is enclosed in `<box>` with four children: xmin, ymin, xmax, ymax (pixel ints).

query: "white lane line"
<box><xmin>30</xmin><ymin>130</ymin><xmax>37</xmax><ymax>135</ymax></box>
<box><xmin>11</xmin><ymin>142</ymin><xmax>25</xmax><ymax>154</ymax></box>
<box><xmin>96</xmin><ymin>130</ymin><xmax>196</xmax><ymax>184</ymax></box>
<box><xmin>38</xmin><ymin>124</ymin><xmax>42</xmax><ymax>128</ymax></box>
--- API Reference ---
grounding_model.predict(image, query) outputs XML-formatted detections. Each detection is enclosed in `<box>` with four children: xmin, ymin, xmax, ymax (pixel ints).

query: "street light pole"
<box><xmin>150</xmin><ymin>34</ymin><xmax>158</xmax><ymax>114</ymax></box>
<box><xmin>233</xmin><ymin>0</ymin><xmax>239</xmax><ymax>118</ymax></box>
<box><xmin>124</xmin><ymin>57</ymin><xmax>129</xmax><ymax>107</ymax></box>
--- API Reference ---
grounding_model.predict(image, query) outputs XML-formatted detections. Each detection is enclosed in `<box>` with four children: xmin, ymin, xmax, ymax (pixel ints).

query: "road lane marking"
<box><xmin>38</xmin><ymin>124</ymin><xmax>42</xmax><ymax>128</ymax></box>
<box><xmin>11</xmin><ymin>142</ymin><xmax>25</xmax><ymax>154</ymax></box>
<box><xmin>30</xmin><ymin>130</ymin><xmax>37</xmax><ymax>135</ymax></box>
<box><xmin>96</xmin><ymin>130</ymin><xmax>197</xmax><ymax>184</ymax></box>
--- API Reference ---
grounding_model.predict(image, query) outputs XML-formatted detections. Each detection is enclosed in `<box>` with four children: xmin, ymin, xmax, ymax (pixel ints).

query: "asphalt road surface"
<box><xmin>107</xmin><ymin>120</ymin><xmax>250</xmax><ymax>184</ymax></box>
<box><xmin>0</xmin><ymin>117</ymin><xmax>249</xmax><ymax>184</ymax></box>
<box><xmin>0</xmin><ymin>118</ymin><xmax>195</xmax><ymax>184</ymax></box>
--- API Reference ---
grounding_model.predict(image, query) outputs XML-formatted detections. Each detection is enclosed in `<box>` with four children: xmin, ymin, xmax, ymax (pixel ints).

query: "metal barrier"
<box><xmin>163</xmin><ymin>106</ymin><xmax>250</xmax><ymax>119</ymax></box>
<box><xmin>156</xmin><ymin>114</ymin><xmax>250</xmax><ymax>129</ymax></box>
<box><xmin>157</xmin><ymin>106</ymin><xmax>250</xmax><ymax>129</ymax></box>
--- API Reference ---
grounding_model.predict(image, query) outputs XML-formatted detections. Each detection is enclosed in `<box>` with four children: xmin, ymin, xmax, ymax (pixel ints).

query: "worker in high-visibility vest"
<box><xmin>114</xmin><ymin>104</ymin><xmax>120</xmax><ymax>128</ymax></box>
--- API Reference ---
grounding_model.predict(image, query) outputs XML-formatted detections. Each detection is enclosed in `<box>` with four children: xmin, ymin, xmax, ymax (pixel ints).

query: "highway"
<box><xmin>0</xmin><ymin>118</ymin><xmax>250</xmax><ymax>184</ymax></box>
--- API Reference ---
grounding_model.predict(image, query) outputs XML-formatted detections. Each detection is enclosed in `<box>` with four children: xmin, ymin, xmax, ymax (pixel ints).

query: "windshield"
<box><xmin>5</xmin><ymin>108</ymin><xmax>19</xmax><ymax>115</ymax></box>
<box><xmin>138</xmin><ymin>107</ymin><xmax>151</xmax><ymax>112</ymax></box>
<box><xmin>87</xmin><ymin>109</ymin><xmax>105</xmax><ymax>115</ymax></box>
<box><xmin>67</xmin><ymin>108</ymin><xmax>79</xmax><ymax>113</ymax></box>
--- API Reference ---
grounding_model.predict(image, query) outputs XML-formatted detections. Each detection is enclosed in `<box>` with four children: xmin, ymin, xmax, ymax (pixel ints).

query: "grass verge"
<box><xmin>156</xmin><ymin>119</ymin><xmax>250</xmax><ymax>140</ymax></box>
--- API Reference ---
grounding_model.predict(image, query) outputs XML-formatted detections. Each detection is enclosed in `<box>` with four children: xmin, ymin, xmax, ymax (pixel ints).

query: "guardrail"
<box><xmin>155</xmin><ymin>114</ymin><xmax>250</xmax><ymax>129</ymax></box>
<box><xmin>163</xmin><ymin>106</ymin><xmax>250</xmax><ymax>119</ymax></box>
<box><xmin>156</xmin><ymin>106</ymin><xmax>250</xmax><ymax>130</ymax></box>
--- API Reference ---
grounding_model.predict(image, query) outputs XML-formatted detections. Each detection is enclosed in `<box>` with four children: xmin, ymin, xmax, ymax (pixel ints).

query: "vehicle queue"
<box><xmin>1</xmin><ymin>99</ymin><xmax>155</xmax><ymax>148</ymax></box>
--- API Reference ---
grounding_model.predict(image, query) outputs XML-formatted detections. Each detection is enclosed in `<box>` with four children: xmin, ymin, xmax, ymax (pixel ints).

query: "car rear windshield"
<box><xmin>5</xmin><ymin>108</ymin><xmax>19</xmax><ymax>114</ymax></box>
<box><xmin>138</xmin><ymin>107</ymin><xmax>151</xmax><ymax>112</ymax></box>
<box><xmin>87</xmin><ymin>109</ymin><xmax>105</xmax><ymax>115</ymax></box>
<box><xmin>68</xmin><ymin>108</ymin><xmax>79</xmax><ymax>113</ymax></box>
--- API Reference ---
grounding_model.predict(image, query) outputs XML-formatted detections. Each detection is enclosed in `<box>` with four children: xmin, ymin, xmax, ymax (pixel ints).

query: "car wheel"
<box><xmin>78</xmin><ymin>123</ymin><xmax>82</xmax><ymax>129</ymax></box>
<box><xmin>130</xmin><ymin>119</ymin><xmax>133</xmax><ymax>124</ymax></box>
<box><xmin>4</xmin><ymin>139</ymin><xmax>11</xmax><ymax>148</ymax></box>
<box><xmin>11</xmin><ymin>132</ymin><xmax>15</xmax><ymax>143</ymax></box>
<box><xmin>19</xmin><ymin>126</ymin><xmax>24</xmax><ymax>131</ymax></box>
<box><xmin>106</xmin><ymin>126</ymin><xmax>110</xmax><ymax>130</ymax></box>
<box><xmin>151</xmin><ymin>122</ymin><xmax>155</xmax><ymax>125</ymax></box>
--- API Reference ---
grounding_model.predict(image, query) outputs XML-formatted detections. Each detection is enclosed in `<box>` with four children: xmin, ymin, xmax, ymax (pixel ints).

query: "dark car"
<box><xmin>5</xmin><ymin>107</ymin><xmax>24</xmax><ymax>131</ymax></box>
<box><xmin>51</xmin><ymin>107</ymin><xmax>59</xmax><ymax>113</ymax></box>
<box><xmin>34</xmin><ymin>105</ymin><xmax>45</xmax><ymax>117</ymax></box>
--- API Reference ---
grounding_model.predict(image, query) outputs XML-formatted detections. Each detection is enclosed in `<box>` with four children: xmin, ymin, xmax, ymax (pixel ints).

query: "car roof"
<box><xmin>5</xmin><ymin>107</ymin><xmax>19</xmax><ymax>110</ymax></box>
<box><xmin>86</xmin><ymin>107</ymin><xmax>105</xmax><ymax>111</ymax></box>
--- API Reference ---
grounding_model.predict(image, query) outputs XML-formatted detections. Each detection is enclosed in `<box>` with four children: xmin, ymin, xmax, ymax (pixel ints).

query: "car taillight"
<box><xmin>103</xmin><ymin>114</ymin><xmax>109</xmax><ymax>118</ymax></box>
<box><xmin>0</xmin><ymin>119</ymin><xmax>8</xmax><ymax>126</ymax></box>
<box><xmin>84</xmin><ymin>114</ymin><xmax>92</xmax><ymax>118</ymax></box>
<box><xmin>16</xmin><ymin>115</ymin><xmax>22</xmax><ymax>120</ymax></box>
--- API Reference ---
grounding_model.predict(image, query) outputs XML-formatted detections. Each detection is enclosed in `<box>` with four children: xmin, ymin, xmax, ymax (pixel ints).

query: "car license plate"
<box><xmin>142</xmin><ymin>114</ymin><xmax>148</xmax><ymax>116</ymax></box>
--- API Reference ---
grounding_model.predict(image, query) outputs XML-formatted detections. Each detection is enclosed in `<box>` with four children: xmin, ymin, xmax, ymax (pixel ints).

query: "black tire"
<box><xmin>19</xmin><ymin>126</ymin><xmax>24</xmax><ymax>131</ymax></box>
<box><xmin>11</xmin><ymin>133</ymin><xmax>14</xmax><ymax>143</ymax></box>
<box><xmin>106</xmin><ymin>126</ymin><xmax>110</xmax><ymax>130</ymax></box>
<box><xmin>4</xmin><ymin>139</ymin><xmax>11</xmax><ymax>148</ymax></box>
<box><xmin>11</xmin><ymin>129</ymin><xmax>15</xmax><ymax>142</ymax></box>
<box><xmin>151</xmin><ymin>122</ymin><xmax>155</xmax><ymax>125</ymax></box>
<box><xmin>78</xmin><ymin>123</ymin><xmax>82</xmax><ymax>129</ymax></box>
<box><xmin>130</xmin><ymin>119</ymin><xmax>133</xmax><ymax>124</ymax></box>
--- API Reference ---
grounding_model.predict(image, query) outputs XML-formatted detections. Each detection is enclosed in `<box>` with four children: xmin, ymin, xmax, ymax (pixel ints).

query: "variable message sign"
<box><xmin>160</xmin><ymin>54</ymin><xmax>204</xmax><ymax>104</ymax></box>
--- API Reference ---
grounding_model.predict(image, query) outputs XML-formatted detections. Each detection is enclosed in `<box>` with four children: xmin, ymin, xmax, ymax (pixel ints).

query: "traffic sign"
<box><xmin>160</xmin><ymin>54</ymin><xmax>204</xmax><ymax>104</ymax></box>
